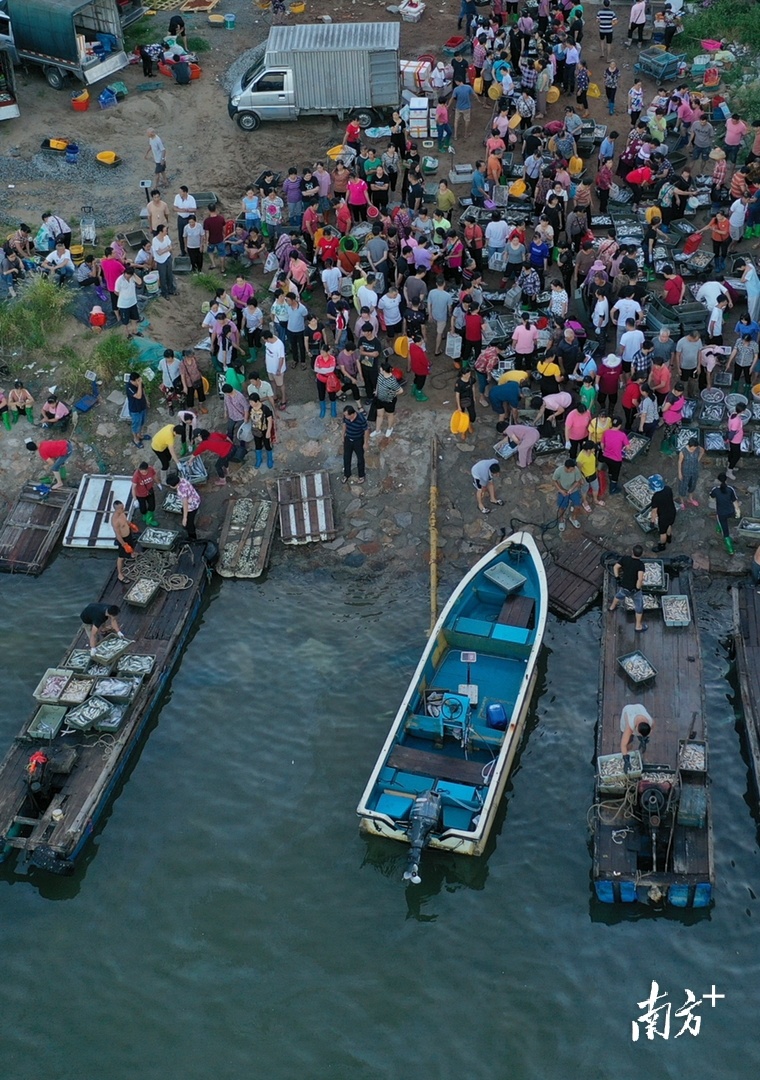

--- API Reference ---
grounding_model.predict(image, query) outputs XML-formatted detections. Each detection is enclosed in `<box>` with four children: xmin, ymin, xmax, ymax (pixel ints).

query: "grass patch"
<box><xmin>187</xmin><ymin>35</ymin><xmax>210</xmax><ymax>53</ymax></box>
<box><xmin>194</xmin><ymin>271</ymin><xmax>225</xmax><ymax>295</ymax></box>
<box><xmin>681</xmin><ymin>0</ymin><xmax>760</xmax><ymax>58</ymax></box>
<box><xmin>90</xmin><ymin>333</ymin><xmax>139</xmax><ymax>382</ymax></box>
<box><xmin>0</xmin><ymin>277</ymin><xmax>71</xmax><ymax>351</ymax></box>
<box><xmin>123</xmin><ymin>16</ymin><xmax>153</xmax><ymax>52</ymax></box>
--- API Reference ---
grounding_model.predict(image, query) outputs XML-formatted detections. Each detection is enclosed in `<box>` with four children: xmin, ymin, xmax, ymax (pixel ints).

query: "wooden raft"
<box><xmin>0</xmin><ymin>486</ymin><xmax>76</xmax><ymax>575</ymax></box>
<box><xmin>63</xmin><ymin>474</ymin><xmax>134</xmax><ymax>549</ymax></box>
<box><xmin>217</xmin><ymin>491</ymin><xmax>277</xmax><ymax>579</ymax></box>
<box><xmin>545</xmin><ymin>535</ymin><xmax>607</xmax><ymax>620</ymax></box>
<box><xmin>733</xmin><ymin>585</ymin><xmax>760</xmax><ymax>803</ymax></box>
<box><xmin>277</xmin><ymin>470</ymin><xmax>336</xmax><ymax>545</ymax></box>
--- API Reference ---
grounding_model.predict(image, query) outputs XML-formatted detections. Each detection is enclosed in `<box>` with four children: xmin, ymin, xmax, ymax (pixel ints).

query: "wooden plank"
<box><xmin>0</xmin><ymin>486</ymin><xmax>76</xmax><ymax>575</ymax></box>
<box><xmin>277</xmin><ymin>470</ymin><xmax>336</xmax><ymax>545</ymax></box>
<box><xmin>388</xmin><ymin>744</ymin><xmax>490</xmax><ymax>786</ymax></box>
<box><xmin>733</xmin><ymin>585</ymin><xmax>760</xmax><ymax>803</ymax></box>
<box><xmin>63</xmin><ymin>475</ymin><xmax>135</xmax><ymax>548</ymax></box>
<box><xmin>546</xmin><ymin>535</ymin><xmax>607</xmax><ymax>619</ymax></box>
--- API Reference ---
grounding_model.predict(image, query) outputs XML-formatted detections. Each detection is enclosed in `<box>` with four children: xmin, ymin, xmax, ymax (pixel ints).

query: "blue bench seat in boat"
<box><xmin>375</xmin><ymin>792</ymin><xmax>414</xmax><ymax>820</ymax></box>
<box><xmin>405</xmin><ymin>711</ymin><xmax>444</xmax><ymax>740</ymax></box>
<box><xmin>454</xmin><ymin>616</ymin><xmax>531</xmax><ymax>647</ymax></box>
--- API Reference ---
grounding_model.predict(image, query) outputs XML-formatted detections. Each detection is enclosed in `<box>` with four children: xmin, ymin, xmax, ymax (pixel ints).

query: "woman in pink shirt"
<box><xmin>724</xmin><ymin>114</ymin><xmax>749</xmax><ymax>165</ymax></box>
<box><xmin>565</xmin><ymin>403</ymin><xmax>592</xmax><ymax>457</ymax></box>
<box><xmin>512</xmin><ymin>314</ymin><xmax>539</xmax><ymax>367</ymax></box>
<box><xmin>346</xmin><ymin>175</ymin><xmax>369</xmax><ymax>222</ymax></box>
<box><xmin>601</xmin><ymin>417</ymin><xmax>630</xmax><ymax>493</ymax></box>
<box><xmin>230</xmin><ymin>275</ymin><xmax>254</xmax><ymax>330</ymax></box>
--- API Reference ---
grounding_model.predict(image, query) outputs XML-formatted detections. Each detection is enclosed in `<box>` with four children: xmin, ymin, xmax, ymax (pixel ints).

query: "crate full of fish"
<box><xmin>751</xmin><ymin>431</ymin><xmax>760</xmax><ymax>457</ymax></box>
<box><xmin>65</xmin><ymin>649</ymin><xmax>96</xmax><ymax>673</ymax></box>
<box><xmin>117</xmin><ymin>653</ymin><xmax>156</xmax><ymax>677</ymax></box>
<box><xmin>661</xmin><ymin>593</ymin><xmax>692</xmax><ymax>627</ymax></box>
<box><xmin>698</xmin><ymin>401</ymin><xmax>725</xmax><ymax>426</ymax></box>
<box><xmin>737</xmin><ymin>517</ymin><xmax>760</xmax><ymax>543</ymax></box>
<box><xmin>641</xmin><ymin>560</ymin><xmax>668</xmax><ymax>594</ymax></box>
<box><xmin>702</xmin><ymin>430</ymin><xmax>727</xmax><ymax>453</ymax></box>
<box><xmin>624</xmin><ymin>593</ymin><xmax>660</xmax><ymax>612</ymax></box>
<box><xmin>95</xmin><ymin>702</ymin><xmax>128</xmax><ymax>733</ymax></box>
<box><xmin>679</xmin><ymin>739</ymin><xmax>706</xmax><ymax>774</ymax></box>
<box><xmin>597</xmin><ymin>750</ymin><xmax>643</xmax><ymax>794</ymax></box>
<box><xmin>125</xmin><ymin>577</ymin><xmax>162</xmax><ymax>609</ymax></box>
<box><xmin>138</xmin><ymin>527</ymin><xmax>179</xmax><ymax>551</ymax></box>
<box><xmin>91</xmin><ymin>635</ymin><xmax>133</xmax><ymax>666</ymax></box>
<box><xmin>162</xmin><ymin>492</ymin><xmax>183</xmax><ymax>515</ymax></box>
<box><xmin>27</xmin><ymin>705</ymin><xmax>68</xmax><ymax>740</ymax></box>
<box><xmin>681</xmin><ymin>399</ymin><xmax>697</xmax><ymax>422</ymax></box>
<box><xmin>59</xmin><ymin>677</ymin><xmax>94</xmax><ymax>705</ymax></box>
<box><xmin>617</xmin><ymin>650</ymin><xmax>657</xmax><ymax>685</ymax></box>
<box><xmin>635</xmin><ymin>508</ymin><xmax>657</xmax><ymax>534</ymax></box>
<box><xmin>94</xmin><ymin>676</ymin><xmax>141</xmax><ymax>703</ymax></box>
<box><xmin>622</xmin><ymin>433</ymin><xmax>650</xmax><ymax>462</ymax></box>
<box><xmin>65</xmin><ymin>695</ymin><xmax>113</xmax><ymax>732</ymax></box>
<box><xmin>33</xmin><ymin>668</ymin><xmax>73</xmax><ymax>704</ymax></box>
<box><xmin>674</xmin><ymin>426</ymin><xmax>701</xmax><ymax>452</ymax></box>
<box><xmin>534</xmin><ymin>434</ymin><xmax>565</xmax><ymax>456</ymax></box>
<box><xmin>624</xmin><ymin>474</ymin><xmax>653</xmax><ymax>512</ymax></box>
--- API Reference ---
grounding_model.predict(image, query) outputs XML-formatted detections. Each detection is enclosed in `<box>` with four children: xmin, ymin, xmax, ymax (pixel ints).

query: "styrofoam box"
<box><xmin>400</xmin><ymin>60</ymin><xmax>432</xmax><ymax>91</ymax></box>
<box><xmin>409</xmin><ymin>96</ymin><xmax>429</xmax><ymax>111</ymax></box>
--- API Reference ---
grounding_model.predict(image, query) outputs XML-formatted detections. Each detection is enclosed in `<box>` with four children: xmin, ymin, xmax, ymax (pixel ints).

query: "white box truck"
<box><xmin>228</xmin><ymin>22</ymin><xmax>400</xmax><ymax>133</ymax></box>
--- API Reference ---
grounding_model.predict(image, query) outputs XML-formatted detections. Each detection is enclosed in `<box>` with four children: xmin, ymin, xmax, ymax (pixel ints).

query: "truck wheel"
<box><xmin>350</xmin><ymin>109</ymin><xmax>375</xmax><ymax>130</ymax></box>
<box><xmin>44</xmin><ymin>67</ymin><xmax>66</xmax><ymax>90</ymax></box>
<box><xmin>236</xmin><ymin>112</ymin><xmax>260</xmax><ymax>132</ymax></box>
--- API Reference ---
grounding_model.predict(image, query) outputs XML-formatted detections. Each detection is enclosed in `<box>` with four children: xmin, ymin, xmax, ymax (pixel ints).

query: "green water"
<box><xmin>0</xmin><ymin>554</ymin><xmax>757</xmax><ymax>1080</ymax></box>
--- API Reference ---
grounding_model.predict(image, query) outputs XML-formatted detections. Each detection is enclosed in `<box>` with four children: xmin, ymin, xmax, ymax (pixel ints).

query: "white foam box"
<box><xmin>409</xmin><ymin>95</ymin><xmax>429</xmax><ymax>112</ymax></box>
<box><xmin>400</xmin><ymin>61</ymin><xmax>432</xmax><ymax>91</ymax></box>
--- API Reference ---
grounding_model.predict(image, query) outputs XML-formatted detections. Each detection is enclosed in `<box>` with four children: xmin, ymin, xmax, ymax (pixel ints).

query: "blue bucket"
<box><xmin>224</xmin><ymin>12</ymin><xmax>236</xmax><ymax>28</ymax></box>
<box><xmin>65</xmin><ymin>143</ymin><xmax>79</xmax><ymax>164</ymax></box>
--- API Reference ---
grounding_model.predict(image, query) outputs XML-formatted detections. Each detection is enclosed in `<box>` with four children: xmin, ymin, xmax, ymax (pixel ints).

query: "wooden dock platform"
<box><xmin>0</xmin><ymin>485</ymin><xmax>76</xmax><ymax>575</ymax></box>
<box><xmin>277</xmin><ymin>470</ymin><xmax>336</xmax><ymax>545</ymax></box>
<box><xmin>591</xmin><ymin>560</ymin><xmax>713</xmax><ymax>907</ymax></box>
<box><xmin>217</xmin><ymin>491</ymin><xmax>277</xmax><ymax>579</ymax></box>
<box><xmin>545</xmin><ymin>535</ymin><xmax>607</xmax><ymax>620</ymax></box>
<box><xmin>733</xmin><ymin>585</ymin><xmax>760</xmax><ymax>803</ymax></box>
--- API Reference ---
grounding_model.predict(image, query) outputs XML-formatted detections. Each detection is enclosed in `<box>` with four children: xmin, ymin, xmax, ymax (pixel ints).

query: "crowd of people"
<box><xmin>4</xmin><ymin>1</ymin><xmax>760</xmax><ymax>559</ymax></box>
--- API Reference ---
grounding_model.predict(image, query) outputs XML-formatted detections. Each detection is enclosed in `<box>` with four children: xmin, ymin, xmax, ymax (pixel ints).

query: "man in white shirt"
<box><xmin>708</xmin><ymin>295</ymin><xmax>728</xmax><ymax>344</ymax></box>
<box><xmin>246</xmin><ymin>372</ymin><xmax>275</xmax><ymax>412</ymax></box>
<box><xmin>610</xmin><ymin>293</ymin><xmax>643</xmax><ymax>346</ymax></box>
<box><xmin>620</xmin><ymin>703</ymin><xmax>654</xmax><ymax>754</ymax></box>
<box><xmin>264</xmin><ymin>330</ymin><xmax>287</xmax><ymax>409</ymax></box>
<box><xmin>619</xmin><ymin>319</ymin><xmax>645</xmax><ymax>365</ymax></box>
<box><xmin>151</xmin><ymin>224</ymin><xmax>176</xmax><ymax>299</ymax></box>
<box><xmin>485</xmin><ymin>213</ymin><xmax>509</xmax><ymax>257</ymax></box>
<box><xmin>43</xmin><ymin>241</ymin><xmax>74</xmax><ymax>286</ymax></box>
<box><xmin>728</xmin><ymin>195</ymin><xmax>750</xmax><ymax>250</ymax></box>
<box><xmin>145</xmin><ymin>128</ymin><xmax>166</xmax><ymax>188</ymax></box>
<box><xmin>321</xmin><ymin>260</ymin><xmax>342</xmax><ymax>297</ymax></box>
<box><xmin>173</xmin><ymin>185</ymin><xmax>197</xmax><ymax>256</ymax></box>
<box><xmin>356</xmin><ymin>278</ymin><xmax>379</xmax><ymax>313</ymax></box>
<box><xmin>696</xmin><ymin>279</ymin><xmax>731</xmax><ymax>310</ymax></box>
<box><xmin>378</xmin><ymin>285</ymin><xmax>404</xmax><ymax>336</ymax></box>
<box><xmin>115</xmin><ymin>267</ymin><xmax>140</xmax><ymax>337</ymax></box>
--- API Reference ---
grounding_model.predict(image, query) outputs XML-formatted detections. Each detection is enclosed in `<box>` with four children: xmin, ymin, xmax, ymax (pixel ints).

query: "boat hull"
<box><xmin>357</xmin><ymin>532</ymin><xmax>547</xmax><ymax>864</ymax></box>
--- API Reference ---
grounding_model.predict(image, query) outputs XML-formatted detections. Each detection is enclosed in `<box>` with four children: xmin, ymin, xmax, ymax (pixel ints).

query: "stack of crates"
<box><xmin>408</xmin><ymin>96</ymin><xmax>429</xmax><ymax>140</ymax></box>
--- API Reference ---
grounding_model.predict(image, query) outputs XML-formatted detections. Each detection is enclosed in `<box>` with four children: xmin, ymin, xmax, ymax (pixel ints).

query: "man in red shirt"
<box><xmin>462</xmin><ymin>303</ymin><xmax>484</xmax><ymax>368</ymax></box>
<box><xmin>192</xmin><ymin>429</ymin><xmax>235</xmax><ymax>486</ymax></box>
<box><xmin>25</xmin><ymin>437</ymin><xmax>73</xmax><ymax>489</ymax></box>
<box><xmin>661</xmin><ymin>265</ymin><xmax>685</xmax><ymax>306</ymax></box>
<box><xmin>621</xmin><ymin>375</ymin><xmax>644</xmax><ymax>429</ymax></box>
<box><xmin>625</xmin><ymin>165</ymin><xmax>653</xmax><ymax>210</ymax></box>
<box><xmin>131</xmin><ymin>461</ymin><xmax>158</xmax><ymax>526</ymax></box>
<box><xmin>408</xmin><ymin>333</ymin><xmax>431</xmax><ymax>401</ymax></box>
<box><xmin>317</xmin><ymin>230</ymin><xmax>340</xmax><ymax>264</ymax></box>
<box><xmin>203</xmin><ymin>203</ymin><xmax>227</xmax><ymax>274</ymax></box>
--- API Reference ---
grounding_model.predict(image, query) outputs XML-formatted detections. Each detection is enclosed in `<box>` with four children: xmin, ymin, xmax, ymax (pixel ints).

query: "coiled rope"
<box><xmin>120</xmin><ymin>546</ymin><xmax>194</xmax><ymax>592</ymax></box>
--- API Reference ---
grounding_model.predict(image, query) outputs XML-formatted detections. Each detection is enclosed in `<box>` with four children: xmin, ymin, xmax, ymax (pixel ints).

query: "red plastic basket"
<box><xmin>683</xmin><ymin>232</ymin><xmax>703</xmax><ymax>256</ymax></box>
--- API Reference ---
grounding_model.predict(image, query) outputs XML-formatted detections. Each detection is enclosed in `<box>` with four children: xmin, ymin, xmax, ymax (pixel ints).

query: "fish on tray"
<box><xmin>620</xmin><ymin>652</ymin><xmax>656</xmax><ymax>681</ymax></box>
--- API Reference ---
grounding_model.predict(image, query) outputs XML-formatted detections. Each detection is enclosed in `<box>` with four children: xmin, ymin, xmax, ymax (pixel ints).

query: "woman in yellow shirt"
<box><xmin>576</xmin><ymin>439</ymin><xmax>605</xmax><ymax>509</ymax></box>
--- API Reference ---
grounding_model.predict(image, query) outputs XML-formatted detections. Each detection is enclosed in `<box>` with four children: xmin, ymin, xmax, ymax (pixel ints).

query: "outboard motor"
<box><xmin>26</xmin><ymin>750</ymin><xmax>49</xmax><ymax>794</ymax></box>
<box><xmin>403</xmin><ymin>790</ymin><xmax>442</xmax><ymax>885</ymax></box>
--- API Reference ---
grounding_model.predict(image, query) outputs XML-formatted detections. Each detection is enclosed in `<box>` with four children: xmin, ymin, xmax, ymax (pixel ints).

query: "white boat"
<box><xmin>357</xmin><ymin>531</ymin><xmax>548</xmax><ymax>883</ymax></box>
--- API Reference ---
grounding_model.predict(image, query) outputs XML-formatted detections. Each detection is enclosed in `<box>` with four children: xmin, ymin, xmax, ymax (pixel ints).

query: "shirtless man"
<box><xmin>620</xmin><ymin>703</ymin><xmax>655</xmax><ymax>755</ymax></box>
<box><xmin>111</xmin><ymin>500</ymin><xmax>138</xmax><ymax>582</ymax></box>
